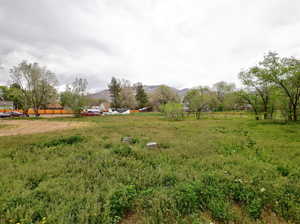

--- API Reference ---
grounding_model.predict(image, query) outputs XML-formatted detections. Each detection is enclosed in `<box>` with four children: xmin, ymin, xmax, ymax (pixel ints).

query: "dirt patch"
<box><xmin>0</xmin><ymin>120</ymin><xmax>89</xmax><ymax>136</ymax></box>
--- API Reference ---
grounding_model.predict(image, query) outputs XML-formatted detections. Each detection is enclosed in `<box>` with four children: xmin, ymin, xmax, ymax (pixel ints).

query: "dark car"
<box><xmin>0</xmin><ymin>112</ymin><xmax>11</xmax><ymax>118</ymax></box>
<box><xmin>9</xmin><ymin>111</ymin><xmax>28</xmax><ymax>117</ymax></box>
<box><xmin>81</xmin><ymin>111</ymin><xmax>101</xmax><ymax>116</ymax></box>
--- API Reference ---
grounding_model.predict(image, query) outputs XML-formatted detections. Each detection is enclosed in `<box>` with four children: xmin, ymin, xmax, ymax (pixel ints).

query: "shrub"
<box><xmin>106</xmin><ymin>185</ymin><xmax>137</xmax><ymax>221</ymax></box>
<box><xmin>39</xmin><ymin>135</ymin><xmax>84</xmax><ymax>148</ymax></box>
<box><xmin>161</xmin><ymin>175</ymin><xmax>177</xmax><ymax>187</ymax></box>
<box><xmin>160</xmin><ymin>103</ymin><xmax>185</xmax><ymax>121</ymax></box>
<box><xmin>277</xmin><ymin>166</ymin><xmax>290</xmax><ymax>177</ymax></box>
<box><xmin>172</xmin><ymin>183</ymin><xmax>199</xmax><ymax>215</ymax></box>
<box><xmin>111</xmin><ymin>145</ymin><xmax>135</xmax><ymax>157</ymax></box>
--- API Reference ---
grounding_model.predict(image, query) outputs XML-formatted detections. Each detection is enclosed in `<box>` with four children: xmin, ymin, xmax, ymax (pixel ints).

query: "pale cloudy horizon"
<box><xmin>1</xmin><ymin>0</ymin><xmax>300</xmax><ymax>92</ymax></box>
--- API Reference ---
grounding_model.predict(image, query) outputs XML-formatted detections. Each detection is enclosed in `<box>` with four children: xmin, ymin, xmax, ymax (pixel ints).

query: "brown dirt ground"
<box><xmin>0</xmin><ymin>120</ymin><xmax>89</xmax><ymax>136</ymax></box>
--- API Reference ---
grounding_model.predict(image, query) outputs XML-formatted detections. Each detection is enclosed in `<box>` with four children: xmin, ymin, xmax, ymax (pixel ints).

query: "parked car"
<box><xmin>81</xmin><ymin>110</ymin><xmax>101</xmax><ymax>116</ymax></box>
<box><xmin>9</xmin><ymin>111</ymin><xmax>28</xmax><ymax>117</ymax></box>
<box><xmin>0</xmin><ymin>112</ymin><xmax>11</xmax><ymax>118</ymax></box>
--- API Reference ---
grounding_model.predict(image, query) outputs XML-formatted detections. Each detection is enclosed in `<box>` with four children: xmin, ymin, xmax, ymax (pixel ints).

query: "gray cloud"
<box><xmin>1</xmin><ymin>0</ymin><xmax>300</xmax><ymax>91</ymax></box>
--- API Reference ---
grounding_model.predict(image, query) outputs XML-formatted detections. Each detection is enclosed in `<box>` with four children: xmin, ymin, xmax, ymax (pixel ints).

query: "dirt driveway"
<box><xmin>0</xmin><ymin>120</ymin><xmax>89</xmax><ymax>136</ymax></box>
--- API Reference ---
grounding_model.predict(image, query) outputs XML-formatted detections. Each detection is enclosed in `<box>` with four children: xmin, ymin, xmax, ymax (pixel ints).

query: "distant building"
<box><xmin>0</xmin><ymin>101</ymin><xmax>14</xmax><ymax>110</ymax></box>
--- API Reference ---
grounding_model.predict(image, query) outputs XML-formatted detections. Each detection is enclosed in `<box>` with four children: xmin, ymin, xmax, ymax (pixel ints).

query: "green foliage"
<box><xmin>135</xmin><ymin>83</ymin><xmax>148</xmax><ymax>108</ymax></box>
<box><xmin>7</xmin><ymin>84</ymin><xmax>25</xmax><ymax>110</ymax></box>
<box><xmin>0</xmin><ymin>113</ymin><xmax>300</xmax><ymax>223</ymax></box>
<box><xmin>277</xmin><ymin>166</ymin><xmax>290</xmax><ymax>177</ymax></box>
<box><xmin>240</xmin><ymin>52</ymin><xmax>300</xmax><ymax>121</ymax></box>
<box><xmin>150</xmin><ymin>85</ymin><xmax>179</xmax><ymax>110</ymax></box>
<box><xmin>0</xmin><ymin>85</ymin><xmax>9</xmax><ymax>100</ymax></box>
<box><xmin>60</xmin><ymin>78</ymin><xmax>88</xmax><ymax>116</ymax></box>
<box><xmin>184</xmin><ymin>87</ymin><xmax>214</xmax><ymax>119</ymax></box>
<box><xmin>105</xmin><ymin>185</ymin><xmax>137</xmax><ymax>222</ymax></box>
<box><xmin>9</xmin><ymin>61</ymin><xmax>58</xmax><ymax>116</ymax></box>
<box><xmin>111</xmin><ymin>145</ymin><xmax>135</xmax><ymax>157</ymax></box>
<box><xmin>108</xmin><ymin>77</ymin><xmax>122</xmax><ymax>109</ymax></box>
<box><xmin>213</xmin><ymin>81</ymin><xmax>237</xmax><ymax>111</ymax></box>
<box><xmin>160</xmin><ymin>102</ymin><xmax>184</xmax><ymax>121</ymax></box>
<box><xmin>172</xmin><ymin>183</ymin><xmax>199</xmax><ymax>215</ymax></box>
<box><xmin>38</xmin><ymin>135</ymin><xmax>84</xmax><ymax>148</ymax></box>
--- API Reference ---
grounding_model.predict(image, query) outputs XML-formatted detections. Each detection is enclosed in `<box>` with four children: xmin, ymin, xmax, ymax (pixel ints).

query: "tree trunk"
<box><xmin>253</xmin><ymin>107</ymin><xmax>259</xmax><ymax>120</ymax></box>
<box><xmin>288</xmin><ymin>102</ymin><xmax>293</xmax><ymax>121</ymax></box>
<box><xmin>292</xmin><ymin>104</ymin><xmax>298</xmax><ymax>121</ymax></box>
<box><xmin>34</xmin><ymin>108</ymin><xmax>40</xmax><ymax>117</ymax></box>
<box><xmin>23</xmin><ymin>108</ymin><xmax>29</xmax><ymax>117</ymax></box>
<box><xmin>263</xmin><ymin>104</ymin><xmax>268</xmax><ymax>119</ymax></box>
<box><xmin>195</xmin><ymin>111</ymin><xmax>201</xmax><ymax>120</ymax></box>
<box><xmin>263</xmin><ymin>112</ymin><xmax>267</xmax><ymax>120</ymax></box>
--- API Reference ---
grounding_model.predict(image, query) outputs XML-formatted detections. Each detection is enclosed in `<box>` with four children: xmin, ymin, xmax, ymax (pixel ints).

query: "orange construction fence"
<box><xmin>0</xmin><ymin>109</ymin><xmax>140</xmax><ymax>114</ymax></box>
<box><xmin>0</xmin><ymin>109</ymin><xmax>73</xmax><ymax>114</ymax></box>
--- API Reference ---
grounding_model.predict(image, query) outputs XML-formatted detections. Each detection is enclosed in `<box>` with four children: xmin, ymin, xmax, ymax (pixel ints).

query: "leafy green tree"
<box><xmin>237</xmin><ymin>90</ymin><xmax>262</xmax><ymax>120</ymax></box>
<box><xmin>160</xmin><ymin>102</ymin><xmax>184</xmax><ymax>121</ymax></box>
<box><xmin>259</xmin><ymin>52</ymin><xmax>300</xmax><ymax>121</ymax></box>
<box><xmin>108</xmin><ymin>77</ymin><xmax>122</xmax><ymax>109</ymax></box>
<box><xmin>10</xmin><ymin>61</ymin><xmax>58</xmax><ymax>116</ymax></box>
<box><xmin>60</xmin><ymin>78</ymin><xmax>88</xmax><ymax>117</ymax></box>
<box><xmin>135</xmin><ymin>83</ymin><xmax>148</xmax><ymax>108</ymax></box>
<box><xmin>239</xmin><ymin>66</ymin><xmax>274</xmax><ymax>119</ymax></box>
<box><xmin>184</xmin><ymin>87</ymin><xmax>213</xmax><ymax>119</ymax></box>
<box><xmin>212</xmin><ymin>81</ymin><xmax>236</xmax><ymax>111</ymax></box>
<box><xmin>0</xmin><ymin>86</ymin><xmax>10</xmax><ymax>102</ymax></box>
<box><xmin>7</xmin><ymin>84</ymin><xmax>25</xmax><ymax>110</ymax></box>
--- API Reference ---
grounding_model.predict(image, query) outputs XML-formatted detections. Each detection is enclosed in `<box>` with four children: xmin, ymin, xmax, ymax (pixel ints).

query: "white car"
<box><xmin>0</xmin><ymin>112</ymin><xmax>11</xmax><ymax>118</ymax></box>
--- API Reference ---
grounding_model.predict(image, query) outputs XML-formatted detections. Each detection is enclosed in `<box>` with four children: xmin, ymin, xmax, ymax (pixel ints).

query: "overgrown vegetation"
<box><xmin>160</xmin><ymin>102</ymin><xmax>184</xmax><ymax>121</ymax></box>
<box><xmin>0</xmin><ymin>113</ymin><xmax>299</xmax><ymax>223</ymax></box>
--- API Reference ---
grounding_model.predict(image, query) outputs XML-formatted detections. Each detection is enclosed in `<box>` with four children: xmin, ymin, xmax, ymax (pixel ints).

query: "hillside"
<box><xmin>88</xmin><ymin>85</ymin><xmax>190</xmax><ymax>101</ymax></box>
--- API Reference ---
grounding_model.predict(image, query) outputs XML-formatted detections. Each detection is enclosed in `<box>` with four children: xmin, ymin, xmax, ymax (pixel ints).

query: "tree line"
<box><xmin>1</xmin><ymin>51</ymin><xmax>300</xmax><ymax>121</ymax></box>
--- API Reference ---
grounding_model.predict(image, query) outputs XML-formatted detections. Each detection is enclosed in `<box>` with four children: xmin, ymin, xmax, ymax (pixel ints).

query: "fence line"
<box><xmin>0</xmin><ymin>109</ymin><xmax>73</xmax><ymax>114</ymax></box>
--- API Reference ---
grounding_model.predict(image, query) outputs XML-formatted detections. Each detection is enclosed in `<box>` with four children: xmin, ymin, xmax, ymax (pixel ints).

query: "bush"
<box><xmin>111</xmin><ymin>145</ymin><xmax>135</xmax><ymax>157</ymax></box>
<box><xmin>39</xmin><ymin>135</ymin><xmax>84</xmax><ymax>148</ymax></box>
<box><xmin>172</xmin><ymin>183</ymin><xmax>199</xmax><ymax>215</ymax></box>
<box><xmin>160</xmin><ymin>103</ymin><xmax>185</xmax><ymax>121</ymax></box>
<box><xmin>106</xmin><ymin>185</ymin><xmax>137</xmax><ymax>222</ymax></box>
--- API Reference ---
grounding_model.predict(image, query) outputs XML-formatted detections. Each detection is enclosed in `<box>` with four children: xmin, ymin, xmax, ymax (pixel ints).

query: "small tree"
<box><xmin>239</xmin><ymin>66</ymin><xmax>274</xmax><ymax>119</ymax></box>
<box><xmin>10</xmin><ymin>61</ymin><xmax>58</xmax><ymax>116</ymax></box>
<box><xmin>184</xmin><ymin>87</ymin><xmax>212</xmax><ymax>119</ymax></box>
<box><xmin>60</xmin><ymin>78</ymin><xmax>88</xmax><ymax>117</ymax></box>
<box><xmin>108</xmin><ymin>77</ymin><xmax>122</xmax><ymax>109</ymax></box>
<box><xmin>237</xmin><ymin>89</ymin><xmax>262</xmax><ymax>120</ymax></box>
<box><xmin>212</xmin><ymin>81</ymin><xmax>236</xmax><ymax>111</ymax></box>
<box><xmin>135</xmin><ymin>83</ymin><xmax>148</xmax><ymax>108</ymax></box>
<box><xmin>120</xmin><ymin>79</ymin><xmax>136</xmax><ymax>109</ymax></box>
<box><xmin>150</xmin><ymin>85</ymin><xmax>179</xmax><ymax>111</ymax></box>
<box><xmin>160</xmin><ymin>102</ymin><xmax>184</xmax><ymax>121</ymax></box>
<box><xmin>0</xmin><ymin>86</ymin><xmax>9</xmax><ymax>101</ymax></box>
<box><xmin>7</xmin><ymin>84</ymin><xmax>25</xmax><ymax>110</ymax></box>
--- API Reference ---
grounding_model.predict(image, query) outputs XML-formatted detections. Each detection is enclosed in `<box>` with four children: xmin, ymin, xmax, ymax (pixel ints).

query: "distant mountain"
<box><xmin>88</xmin><ymin>89</ymin><xmax>111</xmax><ymax>101</ymax></box>
<box><xmin>87</xmin><ymin>85</ymin><xmax>190</xmax><ymax>101</ymax></box>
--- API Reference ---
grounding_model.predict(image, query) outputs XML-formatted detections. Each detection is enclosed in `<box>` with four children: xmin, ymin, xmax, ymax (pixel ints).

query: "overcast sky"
<box><xmin>1</xmin><ymin>0</ymin><xmax>300</xmax><ymax>91</ymax></box>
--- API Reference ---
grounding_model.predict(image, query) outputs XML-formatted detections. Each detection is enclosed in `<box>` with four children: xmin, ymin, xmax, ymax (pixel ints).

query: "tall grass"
<box><xmin>0</xmin><ymin>113</ymin><xmax>299</xmax><ymax>223</ymax></box>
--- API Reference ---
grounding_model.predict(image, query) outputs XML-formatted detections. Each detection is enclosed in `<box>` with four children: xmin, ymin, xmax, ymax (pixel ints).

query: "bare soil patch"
<box><xmin>0</xmin><ymin>120</ymin><xmax>89</xmax><ymax>136</ymax></box>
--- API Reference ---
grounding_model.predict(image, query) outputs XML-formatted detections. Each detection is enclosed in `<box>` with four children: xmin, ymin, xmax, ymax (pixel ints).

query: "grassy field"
<box><xmin>0</xmin><ymin>113</ymin><xmax>299</xmax><ymax>224</ymax></box>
